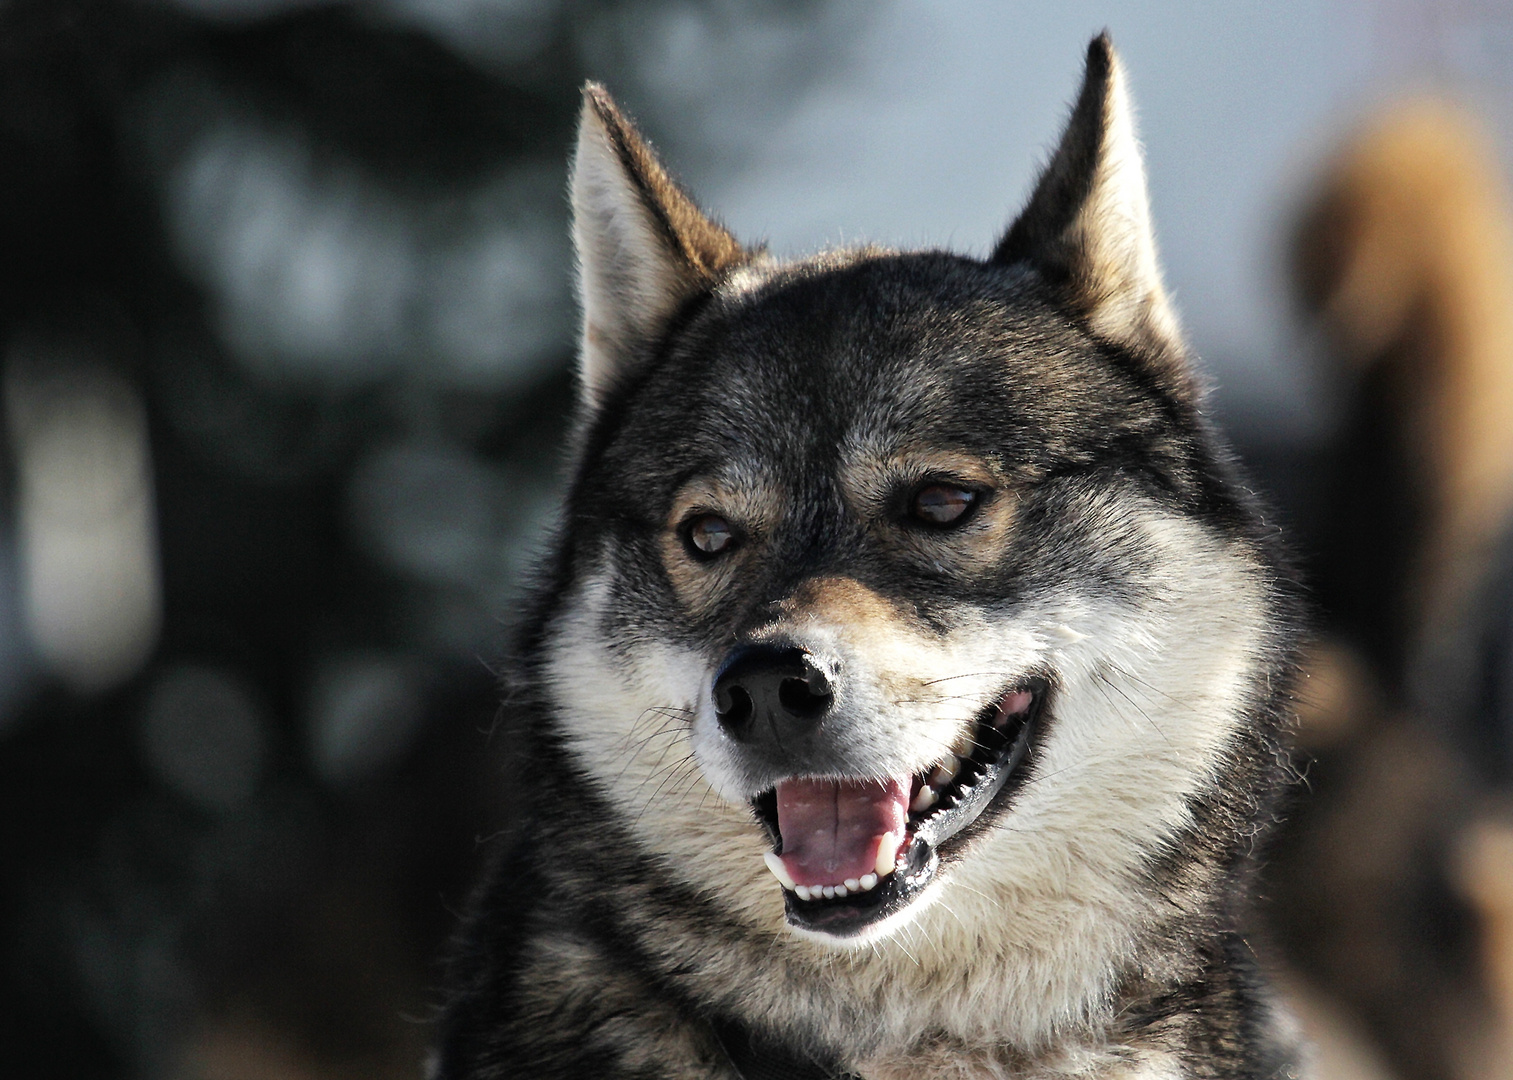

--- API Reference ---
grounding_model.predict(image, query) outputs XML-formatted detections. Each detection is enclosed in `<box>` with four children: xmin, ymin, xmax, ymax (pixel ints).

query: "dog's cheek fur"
<box><xmin>896</xmin><ymin>502</ymin><xmax>1278</xmax><ymax>1047</ymax></box>
<box><xmin>761</xmin><ymin>504</ymin><xmax>1277</xmax><ymax>1050</ymax></box>
<box><xmin>542</xmin><ymin>563</ymin><xmax>794</xmax><ymax>936</ymax></box>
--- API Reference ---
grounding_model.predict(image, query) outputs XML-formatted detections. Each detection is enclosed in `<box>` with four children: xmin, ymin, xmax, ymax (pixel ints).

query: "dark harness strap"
<box><xmin>709</xmin><ymin>1016</ymin><xmax>862</xmax><ymax>1080</ymax></box>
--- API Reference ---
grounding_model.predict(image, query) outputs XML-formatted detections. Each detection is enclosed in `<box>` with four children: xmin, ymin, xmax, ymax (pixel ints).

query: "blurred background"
<box><xmin>6</xmin><ymin>1</ymin><xmax>1513</xmax><ymax>1077</ymax></box>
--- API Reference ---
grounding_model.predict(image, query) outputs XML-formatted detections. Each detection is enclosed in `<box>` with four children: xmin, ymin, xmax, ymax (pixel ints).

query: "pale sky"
<box><xmin>678</xmin><ymin>1</ymin><xmax>1513</xmax><ymax>435</ymax></box>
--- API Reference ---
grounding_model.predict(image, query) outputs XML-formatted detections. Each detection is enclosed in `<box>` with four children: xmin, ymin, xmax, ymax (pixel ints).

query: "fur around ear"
<box><xmin>570</xmin><ymin>84</ymin><xmax>749</xmax><ymax>409</ymax></box>
<box><xmin>993</xmin><ymin>36</ymin><xmax>1186</xmax><ymax>383</ymax></box>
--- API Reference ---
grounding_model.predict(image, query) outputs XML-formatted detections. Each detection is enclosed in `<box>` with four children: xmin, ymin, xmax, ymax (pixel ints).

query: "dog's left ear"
<box><xmin>993</xmin><ymin>36</ymin><xmax>1186</xmax><ymax>385</ymax></box>
<box><xmin>571</xmin><ymin>84</ymin><xmax>750</xmax><ymax>411</ymax></box>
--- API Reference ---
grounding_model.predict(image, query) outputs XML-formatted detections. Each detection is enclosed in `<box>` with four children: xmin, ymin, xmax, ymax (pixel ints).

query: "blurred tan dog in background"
<box><xmin>1274</xmin><ymin>98</ymin><xmax>1513</xmax><ymax>1080</ymax></box>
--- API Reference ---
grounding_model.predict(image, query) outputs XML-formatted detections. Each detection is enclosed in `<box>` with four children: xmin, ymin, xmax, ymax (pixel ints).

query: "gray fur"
<box><xmin>436</xmin><ymin>35</ymin><xmax>1303</xmax><ymax>1080</ymax></box>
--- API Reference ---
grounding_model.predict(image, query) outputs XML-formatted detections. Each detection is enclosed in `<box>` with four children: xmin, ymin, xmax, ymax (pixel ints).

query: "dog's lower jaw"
<box><xmin>784</xmin><ymin>878</ymin><xmax>946</xmax><ymax>950</ymax></box>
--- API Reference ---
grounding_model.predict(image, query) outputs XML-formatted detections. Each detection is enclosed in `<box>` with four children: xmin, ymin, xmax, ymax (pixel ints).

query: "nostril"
<box><xmin>778</xmin><ymin>675</ymin><xmax>832</xmax><ymax>719</ymax></box>
<box><xmin>716</xmin><ymin>684</ymin><xmax>754</xmax><ymax>726</ymax></box>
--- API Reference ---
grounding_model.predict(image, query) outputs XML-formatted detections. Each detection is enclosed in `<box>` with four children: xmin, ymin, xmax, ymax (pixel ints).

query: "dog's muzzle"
<box><xmin>711</xmin><ymin>642</ymin><xmax>1048</xmax><ymax>939</ymax></box>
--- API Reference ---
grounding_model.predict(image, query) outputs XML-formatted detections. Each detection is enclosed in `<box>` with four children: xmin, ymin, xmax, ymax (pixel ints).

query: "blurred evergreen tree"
<box><xmin>0</xmin><ymin>0</ymin><xmax>850</xmax><ymax>1075</ymax></box>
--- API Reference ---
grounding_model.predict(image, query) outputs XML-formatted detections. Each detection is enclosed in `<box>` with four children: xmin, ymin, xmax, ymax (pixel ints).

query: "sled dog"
<box><xmin>435</xmin><ymin>35</ymin><xmax>1302</xmax><ymax>1080</ymax></box>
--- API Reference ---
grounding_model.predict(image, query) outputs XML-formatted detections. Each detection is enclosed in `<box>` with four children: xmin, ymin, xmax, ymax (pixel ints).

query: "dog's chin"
<box><xmin>749</xmin><ymin>679</ymin><xmax>1046</xmax><ymax>942</ymax></box>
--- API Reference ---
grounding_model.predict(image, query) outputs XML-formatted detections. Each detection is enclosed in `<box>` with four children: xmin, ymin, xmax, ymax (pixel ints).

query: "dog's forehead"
<box><xmin>711</xmin><ymin>255</ymin><xmax>1057</xmax><ymax>398</ymax></box>
<box><xmin>622</xmin><ymin>253</ymin><xmax>1107</xmax><ymax>476</ymax></box>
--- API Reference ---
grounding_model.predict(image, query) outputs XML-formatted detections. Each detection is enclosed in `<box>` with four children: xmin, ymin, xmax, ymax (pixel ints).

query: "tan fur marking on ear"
<box><xmin>993</xmin><ymin>35</ymin><xmax>1187</xmax><ymax>388</ymax></box>
<box><xmin>571</xmin><ymin>85</ymin><xmax>748</xmax><ymax>413</ymax></box>
<box><xmin>1068</xmin><ymin>47</ymin><xmax>1180</xmax><ymax>355</ymax></box>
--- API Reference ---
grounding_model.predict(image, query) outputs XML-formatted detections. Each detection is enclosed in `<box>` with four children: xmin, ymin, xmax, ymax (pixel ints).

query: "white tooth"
<box><xmin>795</xmin><ymin>885</ymin><xmax>811</xmax><ymax>901</ymax></box>
<box><xmin>1052</xmin><ymin>623</ymin><xmax>1086</xmax><ymax>643</ymax></box>
<box><xmin>763</xmin><ymin>852</ymin><xmax>797</xmax><ymax>891</ymax></box>
<box><xmin>859</xmin><ymin>873</ymin><xmax>879</xmax><ymax>891</ymax></box>
<box><xmin>875</xmin><ymin>833</ymin><xmax>902</xmax><ymax>878</ymax></box>
<box><xmin>834</xmin><ymin>885</ymin><xmax>848</xmax><ymax>898</ymax></box>
<box><xmin>911</xmin><ymin>786</ymin><xmax>939</xmax><ymax>813</ymax></box>
<box><xmin>822</xmin><ymin>885</ymin><xmax>836</xmax><ymax>899</ymax></box>
<box><xmin>844</xmin><ymin>878</ymin><xmax>860</xmax><ymax>892</ymax></box>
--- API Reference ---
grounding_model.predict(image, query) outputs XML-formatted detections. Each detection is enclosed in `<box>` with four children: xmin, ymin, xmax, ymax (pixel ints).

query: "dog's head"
<box><xmin>542</xmin><ymin>37</ymin><xmax>1283</xmax><ymax>949</ymax></box>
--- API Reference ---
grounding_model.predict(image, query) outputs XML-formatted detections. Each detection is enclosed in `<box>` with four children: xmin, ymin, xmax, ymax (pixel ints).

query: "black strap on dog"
<box><xmin>709</xmin><ymin>1016</ymin><xmax>862</xmax><ymax>1080</ymax></box>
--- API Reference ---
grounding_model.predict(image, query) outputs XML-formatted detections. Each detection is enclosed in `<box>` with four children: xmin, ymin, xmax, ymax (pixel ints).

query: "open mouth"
<box><xmin>751</xmin><ymin>679</ymin><xmax>1047</xmax><ymax>937</ymax></box>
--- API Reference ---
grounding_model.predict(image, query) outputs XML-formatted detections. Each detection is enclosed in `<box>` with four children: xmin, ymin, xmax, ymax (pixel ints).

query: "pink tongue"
<box><xmin>776</xmin><ymin>776</ymin><xmax>910</xmax><ymax>887</ymax></box>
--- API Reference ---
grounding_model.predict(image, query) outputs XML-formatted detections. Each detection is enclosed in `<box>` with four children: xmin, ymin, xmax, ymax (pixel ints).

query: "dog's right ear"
<box><xmin>571</xmin><ymin>85</ymin><xmax>749</xmax><ymax>411</ymax></box>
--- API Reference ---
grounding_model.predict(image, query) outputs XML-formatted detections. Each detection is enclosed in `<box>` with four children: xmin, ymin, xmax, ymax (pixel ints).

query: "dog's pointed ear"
<box><xmin>993</xmin><ymin>36</ymin><xmax>1185</xmax><ymax>378</ymax></box>
<box><xmin>571</xmin><ymin>84</ymin><xmax>749</xmax><ymax>409</ymax></box>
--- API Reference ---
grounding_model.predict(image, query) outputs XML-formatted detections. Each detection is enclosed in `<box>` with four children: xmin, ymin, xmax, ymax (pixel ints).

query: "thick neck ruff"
<box><xmin>709</xmin><ymin>1015</ymin><xmax>861</xmax><ymax>1080</ymax></box>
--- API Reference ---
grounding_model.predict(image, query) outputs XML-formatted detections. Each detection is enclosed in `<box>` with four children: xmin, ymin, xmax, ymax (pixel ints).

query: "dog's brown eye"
<box><xmin>911</xmin><ymin>484</ymin><xmax>978</xmax><ymax>526</ymax></box>
<box><xmin>686</xmin><ymin>514</ymin><xmax>736</xmax><ymax>557</ymax></box>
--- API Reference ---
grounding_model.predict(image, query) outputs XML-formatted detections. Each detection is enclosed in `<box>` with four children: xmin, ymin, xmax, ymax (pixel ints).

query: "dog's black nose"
<box><xmin>714</xmin><ymin>644</ymin><xmax>833</xmax><ymax>744</ymax></box>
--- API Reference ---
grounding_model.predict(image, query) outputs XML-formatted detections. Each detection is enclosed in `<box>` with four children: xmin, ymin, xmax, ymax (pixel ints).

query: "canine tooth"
<box><xmin>1052</xmin><ymin>623</ymin><xmax>1086</xmax><ymax>643</ymax></box>
<box><xmin>844</xmin><ymin>878</ymin><xmax>860</xmax><ymax>891</ymax></box>
<box><xmin>763</xmin><ymin>852</ymin><xmax>797</xmax><ymax>891</ymax></box>
<box><xmin>930</xmin><ymin>757</ymin><xmax>959</xmax><ymax>787</ymax></box>
<box><xmin>859</xmin><ymin>873</ymin><xmax>879</xmax><ymax>891</ymax></box>
<box><xmin>795</xmin><ymin>885</ymin><xmax>812</xmax><ymax>901</ymax></box>
<box><xmin>875</xmin><ymin>833</ymin><xmax>902</xmax><ymax>877</ymax></box>
<box><xmin>911</xmin><ymin>786</ymin><xmax>939</xmax><ymax>813</ymax></box>
<box><xmin>822</xmin><ymin>885</ymin><xmax>836</xmax><ymax>899</ymax></box>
